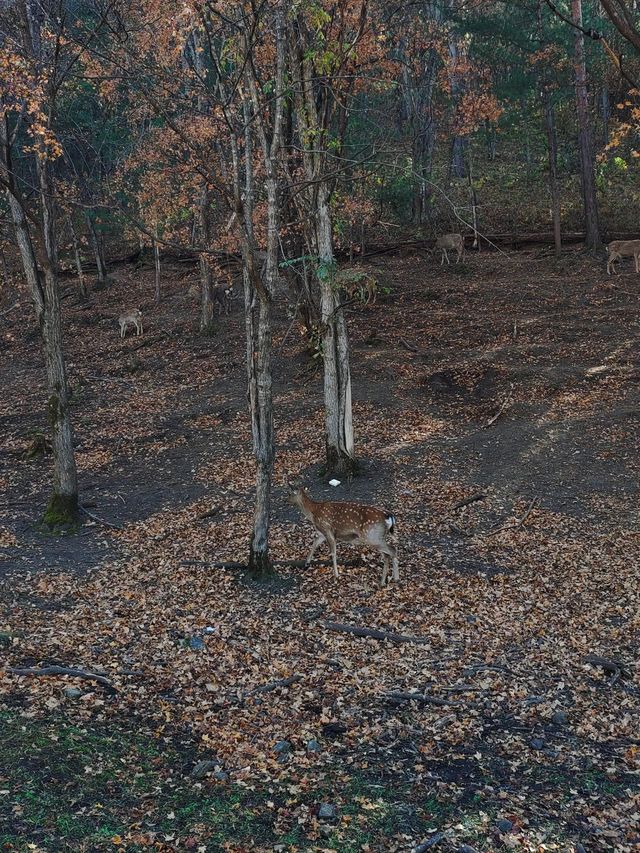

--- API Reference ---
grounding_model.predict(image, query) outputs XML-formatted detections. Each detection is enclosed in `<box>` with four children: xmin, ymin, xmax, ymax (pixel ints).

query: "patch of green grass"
<box><xmin>0</xmin><ymin>712</ymin><xmax>429</xmax><ymax>852</ymax></box>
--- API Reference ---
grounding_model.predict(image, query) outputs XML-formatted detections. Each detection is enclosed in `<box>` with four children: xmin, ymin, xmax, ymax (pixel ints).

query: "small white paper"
<box><xmin>328</xmin><ymin>479</ymin><xmax>341</xmax><ymax>487</ymax></box>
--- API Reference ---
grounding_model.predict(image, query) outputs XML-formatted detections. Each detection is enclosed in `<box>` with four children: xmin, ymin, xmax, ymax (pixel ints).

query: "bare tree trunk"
<box><xmin>468</xmin><ymin>149</ymin><xmax>479</xmax><ymax>251</ymax></box>
<box><xmin>543</xmin><ymin>93</ymin><xmax>562</xmax><ymax>258</ymax></box>
<box><xmin>601</xmin><ymin>85</ymin><xmax>610</xmax><ymax>145</ymax></box>
<box><xmin>317</xmin><ymin>182</ymin><xmax>355</xmax><ymax>475</ymax></box>
<box><xmin>68</xmin><ymin>216</ymin><xmax>87</xmax><ymax>298</ymax></box>
<box><xmin>289</xmin><ymin>22</ymin><xmax>356</xmax><ymax>475</ymax></box>
<box><xmin>572</xmin><ymin>0</ymin><xmax>602</xmax><ymax>251</ymax></box>
<box><xmin>86</xmin><ymin>213</ymin><xmax>107</xmax><ymax>284</ymax></box>
<box><xmin>36</xmin><ymin>158</ymin><xmax>79</xmax><ymax>524</ymax></box>
<box><xmin>448</xmin><ymin>38</ymin><xmax>466</xmax><ymax>180</ymax></box>
<box><xmin>1</xmin><ymin>113</ymin><xmax>78</xmax><ymax>524</ymax></box>
<box><xmin>198</xmin><ymin>190</ymin><xmax>215</xmax><ymax>330</ymax></box>
<box><xmin>153</xmin><ymin>232</ymin><xmax>161</xmax><ymax>304</ymax></box>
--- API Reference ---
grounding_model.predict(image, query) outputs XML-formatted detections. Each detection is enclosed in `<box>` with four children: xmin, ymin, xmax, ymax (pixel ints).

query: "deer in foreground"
<box><xmin>606</xmin><ymin>239</ymin><xmax>640</xmax><ymax>275</ymax></box>
<box><xmin>118</xmin><ymin>308</ymin><xmax>143</xmax><ymax>338</ymax></box>
<box><xmin>436</xmin><ymin>233</ymin><xmax>465</xmax><ymax>265</ymax></box>
<box><xmin>287</xmin><ymin>484</ymin><xmax>399</xmax><ymax>585</ymax></box>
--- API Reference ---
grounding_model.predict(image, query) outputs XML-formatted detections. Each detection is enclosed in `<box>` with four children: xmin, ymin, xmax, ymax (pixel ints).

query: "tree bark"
<box><xmin>86</xmin><ymin>213</ymin><xmax>107</xmax><ymax>283</ymax></box>
<box><xmin>572</xmin><ymin>0</ymin><xmax>602</xmax><ymax>250</ymax></box>
<box><xmin>36</xmin><ymin>157</ymin><xmax>79</xmax><ymax>524</ymax></box>
<box><xmin>0</xmin><ymin>113</ymin><xmax>78</xmax><ymax>525</ymax></box>
<box><xmin>198</xmin><ymin>191</ymin><xmax>214</xmax><ymax>329</ymax></box>
<box><xmin>153</xmin><ymin>232</ymin><xmax>161</xmax><ymax>304</ymax></box>
<box><xmin>68</xmin><ymin>216</ymin><xmax>87</xmax><ymax>298</ymax></box>
<box><xmin>543</xmin><ymin>92</ymin><xmax>563</xmax><ymax>258</ymax></box>
<box><xmin>289</xmin><ymin>20</ymin><xmax>356</xmax><ymax>475</ymax></box>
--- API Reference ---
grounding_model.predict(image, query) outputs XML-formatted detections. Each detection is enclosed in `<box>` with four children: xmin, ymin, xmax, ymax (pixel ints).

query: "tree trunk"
<box><xmin>543</xmin><ymin>92</ymin><xmax>563</xmax><ymax>258</ymax></box>
<box><xmin>317</xmin><ymin>182</ymin><xmax>355</xmax><ymax>475</ymax></box>
<box><xmin>153</xmin><ymin>233</ymin><xmax>161</xmax><ymax>304</ymax></box>
<box><xmin>198</xmin><ymin>190</ymin><xmax>215</xmax><ymax>330</ymax></box>
<box><xmin>68</xmin><ymin>216</ymin><xmax>87</xmax><ymax>298</ymax></box>
<box><xmin>86</xmin><ymin>214</ymin><xmax>107</xmax><ymax>284</ymax></box>
<box><xmin>37</xmin><ymin>158</ymin><xmax>79</xmax><ymax>525</ymax></box>
<box><xmin>448</xmin><ymin>38</ymin><xmax>466</xmax><ymax>180</ymax></box>
<box><xmin>1</xmin><ymin>114</ymin><xmax>78</xmax><ymax>524</ymax></box>
<box><xmin>601</xmin><ymin>85</ymin><xmax>610</xmax><ymax>145</ymax></box>
<box><xmin>572</xmin><ymin>0</ymin><xmax>602</xmax><ymax>250</ymax></box>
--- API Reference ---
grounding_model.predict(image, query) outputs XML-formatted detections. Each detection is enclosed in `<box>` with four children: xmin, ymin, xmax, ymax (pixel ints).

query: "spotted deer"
<box><xmin>118</xmin><ymin>308</ymin><xmax>143</xmax><ymax>338</ymax></box>
<box><xmin>436</xmin><ymin>233</ymin><xmax>465</xmax><ymax>265</ymax></box>
<box><xmin>287</xmin><ymin>484</ymin><xmax>399</xmax><ymax>585</ymax></box>
<box><xmin>606</xmin><ymin>239</ymin><xmax>640</xmax><ymax>275</ymax></box>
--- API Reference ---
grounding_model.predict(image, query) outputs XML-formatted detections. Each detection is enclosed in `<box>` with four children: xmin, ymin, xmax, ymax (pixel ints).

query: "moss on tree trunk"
<box><xmin>43</xmin><ymin>492</ymin><xmax>79</xmax><ymax>529</ymax></box>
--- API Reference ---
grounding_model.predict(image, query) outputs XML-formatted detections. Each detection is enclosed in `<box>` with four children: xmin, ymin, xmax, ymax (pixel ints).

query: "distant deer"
<box><xmin>436</xmin><ymin>233</ymin><xmax>465</xmax><ymax>265</ymax></box>
<box><xmin>213</xmin><ymin>284</ymin><xmax>233</xmax><ymax>315</ymax></box>
<box><xmin>287</xmin><ymin>484</ymin><xmax>399</xmax><ymax>585</ymax></box>
<box><xmin>118</xmin><ymin>308</ymin><xmax>143</xmax><ymax>338</ymax></box>
<box><xmin>606</xmin><ymin>239</ymin><xmax>640</xmax><ymax>275</ymax></box>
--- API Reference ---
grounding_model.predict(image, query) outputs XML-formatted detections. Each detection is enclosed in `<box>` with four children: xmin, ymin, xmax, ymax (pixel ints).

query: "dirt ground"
<box><xmin>0</xmin><ymin>248</ymin><xmax>639</xmax><ymax>851</ymax></box>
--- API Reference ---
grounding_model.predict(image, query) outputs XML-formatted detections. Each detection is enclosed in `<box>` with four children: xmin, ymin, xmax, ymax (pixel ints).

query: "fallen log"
<box><xmin>321</xmin><ymin>621</ymin><xmax>429</xmax><ymax>645</ymax></box>
<box><xmin>383</xmin><ymin>691</ymin><xmax>471</xmax><ymax>708</ymax></box>
<box><xmin>452</xmin><ymin>492</ymin><xmax>487</xmax><ymax>511</ymax></box>
<box><xmin>8</xmin><ymin>665</ymin><xmax>117</xmax><ymax>692</ymax></box>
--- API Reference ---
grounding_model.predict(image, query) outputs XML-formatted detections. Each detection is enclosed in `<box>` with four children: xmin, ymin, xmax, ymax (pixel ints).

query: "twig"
<box><xmin>485</xmin><ymin>496</ymin><xmax>539</xmax><ymax>537</ymax></box>
<box><xmin>485</xmin><ymin>383</ymin><xmax>514</xmax><ymax>428</ymax></box>
<box><xmin>399</xmin><ymin>336</ymin><xmax>419</xmax><ymax>353</ymax></box>
<box><xmin>583</xmin><ymin>654</ymin><xmax>630</xmax><ymax>680</ymax></box>
<box><xmin>383</xmin><ymin>691</ymin><xmax>472</xmax><ymax>708</ymax></box>
<box><xmin>452</xmin><ymin>492</ymin><xmax>486</xmax><ymax>511</ymax></box>
<box><xmin>79</xmin><ymin>505</ymin><xmax>123</xmax><ymax>530</ymax></box>
<box><xmin>245</xmin><ymin>674</ymin><xmax>303</xmax><ymax>697</ymax></box>
<box><xmin>321</xmin><ymin>621</ymin><xmax>429</xmax><ymax>645</ymax></box>
<box><xmin>8</xmin><ymin>665</ymin><xmax>117</xmax><ymax>692</ymax></box>
<box><xmin>0</xmin><ymin>301</ymin><xmax>19</xmax><ymax>317</ymax></box>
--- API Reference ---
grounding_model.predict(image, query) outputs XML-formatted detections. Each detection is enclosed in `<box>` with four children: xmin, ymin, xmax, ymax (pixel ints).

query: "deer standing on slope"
<box><xmin>436</xmin><ymin>233</ymin><xmax>465</xmax><ymax>265</ymax></box>
<box><xmin>287</xmin><ymin>484</ymin><xmax>399</xmax><ymax>585</ymax></box>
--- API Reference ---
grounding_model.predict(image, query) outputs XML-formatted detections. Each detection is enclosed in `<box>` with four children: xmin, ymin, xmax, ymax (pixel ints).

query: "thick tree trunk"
<box><xmin>86</xmin><ymin>214</ymin><xmax>107</xmax><ymax>283</ymax></box>
<box><xmin>448</xmin><ymin>39</ymin><xmax>466</xmax><ymax>180</ymax></box>
<box><xmin>37</xmin><ymin>159</ymin><xmax>79</xmax><ymax>524</ymax></box>
<box><xmin>572</xmin><ymin>0</ymin><xmax>602</xmax><ymax>251</ymax></box>
<box><xmin>1</xmin><ymin>115</ymin><xmax>78</xmax><ymax>524</ymax></box>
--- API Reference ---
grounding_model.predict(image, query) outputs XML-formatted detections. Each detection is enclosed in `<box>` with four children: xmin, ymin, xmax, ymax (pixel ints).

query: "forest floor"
<box><xmin>0</xmin><ymin>247</ymin><xmax>639</xmax><ymax>852</ymax></box>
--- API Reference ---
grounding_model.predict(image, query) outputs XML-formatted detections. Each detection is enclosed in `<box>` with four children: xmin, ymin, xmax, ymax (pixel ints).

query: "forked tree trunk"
<box><xmin>317</xmin><ymin>183</ymin><xmax>355</xmax><ymax>475</ymax></box>
<box><xmin>572</xmin><ymin>0</ymin><xmax>602</xmax><ymax>251</ymax></box>
<box><xmin>289</xmin><ymin>22</ymin><xmax>356</xmax><ymax>476</ymax></box>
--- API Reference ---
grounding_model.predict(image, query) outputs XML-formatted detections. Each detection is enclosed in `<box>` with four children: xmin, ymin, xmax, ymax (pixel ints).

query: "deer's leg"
<box><xmin>380</xmin><ymin>556</ymin><xmax>389</xmax><ymax>587</ymax></box>
<box><xmin>325</xmin><ymin>531</ymin><xmax>339</xmax><ymax>578</ymax></box>
<box><xmin>306</xmin><ymin>532</ymin><xmax>326</xmax><ymax>566</ymax></box>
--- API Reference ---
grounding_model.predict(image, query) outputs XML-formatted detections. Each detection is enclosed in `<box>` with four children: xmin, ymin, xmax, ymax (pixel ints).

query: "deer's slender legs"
<box><xmin>324</xmin><ymin>531</ymin><xmax>338</xmax><ymax>578</ymax></box>
<box><xmin>306</xmin><ymin>532</ymin><xmax>326</xmax><ymax>566</ymax></box>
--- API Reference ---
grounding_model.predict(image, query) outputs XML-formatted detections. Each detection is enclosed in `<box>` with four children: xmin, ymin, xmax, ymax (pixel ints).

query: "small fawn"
<box><xmin>287</xmin><ymin>484</ymin><xmax>399</xmax><ymax>585</ymax></box>
<box><xmin>436</xmin><ymin>233</ymin><xmax>465</xmax><ymax>265</ymax></box>
<box><xmin>606</xmin><ymin>239</ymin><xmax>640</xmax><ymax>275</ymax></box>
